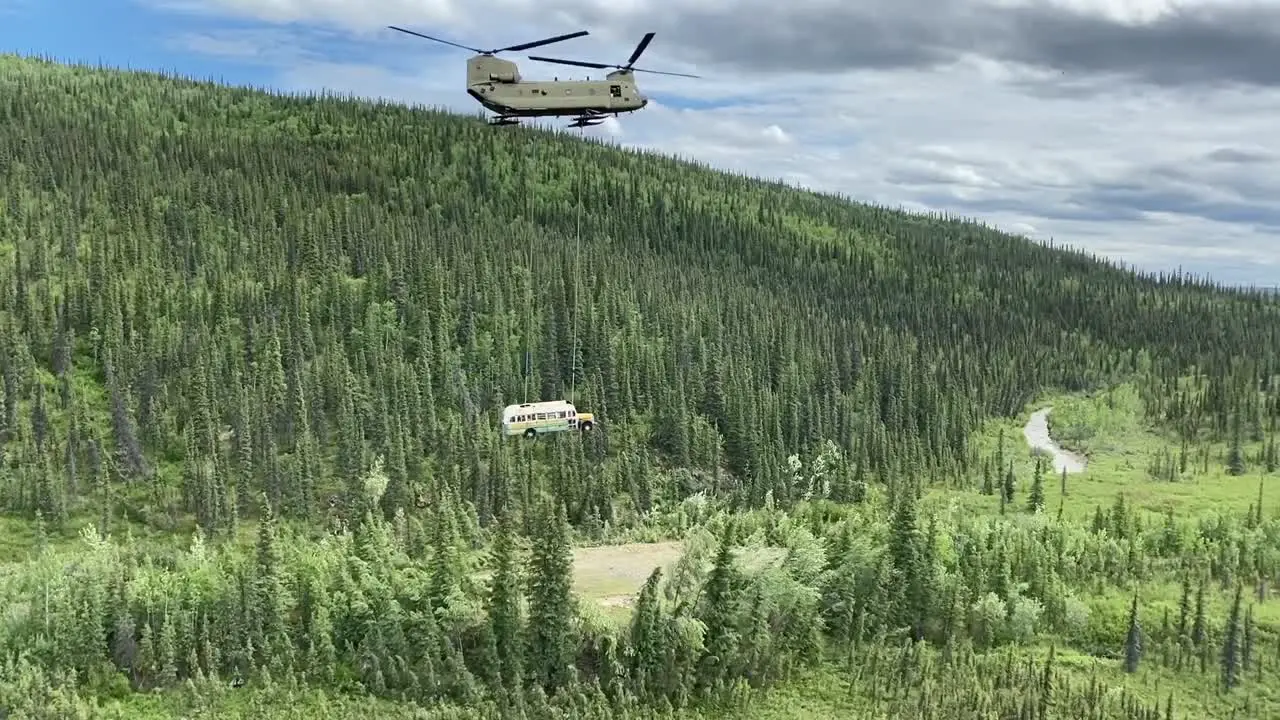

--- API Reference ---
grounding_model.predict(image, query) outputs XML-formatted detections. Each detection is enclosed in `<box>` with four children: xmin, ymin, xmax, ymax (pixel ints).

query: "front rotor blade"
<box><xmin>626</xmin><ymin>32</ymin><xmax>655</xmax><ymax>67</ymax></box>
<box><xmin>633</xmin><ymin>67</ymin><xmax>700</xmax><ymax>78</ymax></box>
<box><xmin>500</xmin><ymin>30</ymin><xmax>589</xmax><ymax>53</ymax></box>
<box><xmin>527</xmin><ymin>56</ymin><xmax>613</xmax><ymax>69</ymax></box>
<box><xmin>387</xmin><ymin>26</ymin><xmax>480</xmax><ymax>53</ymax></box>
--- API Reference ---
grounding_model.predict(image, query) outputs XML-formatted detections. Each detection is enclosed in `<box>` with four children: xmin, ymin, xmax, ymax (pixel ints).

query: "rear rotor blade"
<box><xmin>626</xmin><ymin>32</ymin><xmax>655</xmax><ymax>67</ymax></box>
<box><xmin>528</xmin><ymin>56</ymin><xmax>613</xmax><ymax>70</ymax></box>
<box><xmin>500</xmin><ymin>30</ymin><xmax>589</xmax><ymax>53</ymax></box>
<box><xmin>632</xmin><ymin>67</ymin><xmax>700</xmax><ymax>78</ymax></box>
<box><xmin>387</xmin><ymin>26</ymin><xmax>481</xmax><ymax>53</ymax></box>
<box><xmin>528</xmin><ymin>33</ymin><xmax>699</xmax><ymax>80</ymax></box>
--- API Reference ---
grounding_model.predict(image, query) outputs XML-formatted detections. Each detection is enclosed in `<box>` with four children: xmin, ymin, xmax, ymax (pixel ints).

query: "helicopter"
<box><xmin>387</xmin><ymin>26</ymin><xmax>699</xmax><ymax>128</ymax></box>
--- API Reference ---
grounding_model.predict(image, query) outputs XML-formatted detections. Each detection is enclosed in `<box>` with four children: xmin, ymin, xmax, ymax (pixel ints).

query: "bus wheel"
<box><xmin>580</xmin><ymin>421</ymin><xmax>593</xmax><ymax>432</ymax></box>
<box><xmin>524</xmin><ymin>428</ymin><xmax>537</xmax><ymax>440</ymax></box>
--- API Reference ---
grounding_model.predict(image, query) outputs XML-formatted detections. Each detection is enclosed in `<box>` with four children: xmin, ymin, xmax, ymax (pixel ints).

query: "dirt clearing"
<box><xmin>572</xmin><ymin>540</ymin><xmax>684</xmax><ymax>608</ymax></box>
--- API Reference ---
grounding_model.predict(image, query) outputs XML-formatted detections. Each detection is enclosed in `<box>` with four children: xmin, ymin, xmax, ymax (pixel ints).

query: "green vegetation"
<box><xmin>1</xmin><ymin>53</ymin><xmax>1278</xmax><ymax>718</ymax></box>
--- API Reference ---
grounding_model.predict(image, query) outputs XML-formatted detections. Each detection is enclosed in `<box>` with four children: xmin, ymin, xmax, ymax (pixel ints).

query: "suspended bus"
<box><xmin>501</xmin><ymin>400</ymin><xmax>595</xmax><ymax>439</ymax></box>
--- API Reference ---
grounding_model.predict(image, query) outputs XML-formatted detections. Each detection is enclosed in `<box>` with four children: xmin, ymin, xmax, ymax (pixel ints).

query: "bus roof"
<box><xmin>503</xmin><ymin>400</ymin><xmax>575</xmax><ymax>413</ymax></box>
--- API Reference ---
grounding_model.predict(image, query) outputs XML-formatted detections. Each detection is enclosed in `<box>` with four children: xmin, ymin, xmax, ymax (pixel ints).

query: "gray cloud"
<box><xmin>1001</xmin><ymin>5</ymin><xmax>1280</xmax><ymax>87</ymax></box>
<box><xmin>607</xmin><ymin>1</ymin><xmax>1280</xmax><ymax>89</ymax></box>
<box><xmin>889</xmin><ymin>143</ymin><xmax>1280</xmax><ymax>230</ymax></box>
<box><xmin>1007</xmin><ymin>4</ymin><xmax>1280</xmax><ymax>88</ymax></box>
<box><xmin>1068</xmin><ymin>185</ymin><xmax>1280</xmax><ymax>228</ymax></box>
<box><xmin>149</xmin><ymin>0</ymin><xmax>1280</xmax><ymax>89</ymax></box>
<box><xmin>1205</xmin><ymin>147</ymin><xmax>1275</xmax><ymax>164</ymax></box>
<box><xmin>909</xmin><ymin>192</ymin><xmax>1148</xmax><ymax>223</ymax></box>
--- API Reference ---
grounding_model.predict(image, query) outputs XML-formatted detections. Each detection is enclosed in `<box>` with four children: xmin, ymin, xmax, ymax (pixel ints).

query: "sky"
<box><xmin>2</xmin><ymin>0</ymin><xmax>1279</xmax><ymax>288</ymax></box>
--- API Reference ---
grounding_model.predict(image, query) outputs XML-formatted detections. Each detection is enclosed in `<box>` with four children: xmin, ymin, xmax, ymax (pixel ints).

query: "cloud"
<box><xmin>0</xmin><ymin>0</ymin><xmax>30</xmax><ymax>16</ymax></box>
<box><xmin>141</xmin><ymin>0</ymin><xmax>1280</xmax><ymax>286</ymax></box>
<box><xmin>146</xmin><ymin>0</ymin><xmax>1280</xmax><ymax>88</ymax></box>
<box><xmin>656</xmin><ymin>0</ymin><xmax>1280</xmax><ymax>89</ymax></box>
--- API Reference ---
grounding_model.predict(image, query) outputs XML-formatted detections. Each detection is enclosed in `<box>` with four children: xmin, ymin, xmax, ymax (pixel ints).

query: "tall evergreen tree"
<box><xmin>526</xmin><ymin>500</ymin><xmax>577</xmax><ymax>695</ymax></box>
<box><xmin>1221</xmin><ymin>583</ymin><xmax>1244</xmax><ymax>689</ymax></box>
<box><xmin>1123</xmin><ymin>595</ymin><xmax>1142</xmax><ymax>673</ymax></box>
<box><xmin>487</xmin><ymin>509</ymin><xmax>526</xmax><ymax>704</ymax></box>
<box><xmin>697</xmin><ymin>520</ymin><xmax>741</xmax><ymax>695</ymax></box>
<box><xmin>1027</xmin><ymin>459</ymin><xmax>1045</xmax><ymax>513</ymax></box>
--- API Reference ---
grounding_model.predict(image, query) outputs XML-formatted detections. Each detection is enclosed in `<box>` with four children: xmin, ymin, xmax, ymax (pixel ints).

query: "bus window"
<box><xmin>536</xmin><ymin>413</ymin><xmax>547</xmax><ymax>420</ymax></box>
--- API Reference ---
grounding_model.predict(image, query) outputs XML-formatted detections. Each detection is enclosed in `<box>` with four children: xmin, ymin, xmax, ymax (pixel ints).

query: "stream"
<box><xmin>1022</xmin><ymin>407</ymin><xmax>1088</xmax><ymax>473</ymax></box>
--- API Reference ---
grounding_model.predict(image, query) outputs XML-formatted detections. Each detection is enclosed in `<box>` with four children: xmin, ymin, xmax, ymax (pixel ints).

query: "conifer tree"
<box><xmin>1221</xmin><ymin>583</ymin><xmax>1244</xmax><ymax>689</ymax></box>
<box><xmin>487</xmin><ymin>509</ymin><xmax>525</xmax><ymax>700</ymax></box>
<box><xmin>1242</xmin><ymin>604</ymin><xmax>1254</xmax><ymax>675</ymax></box>
<box><xmin>888</xmin><ymin>492</ymin><xmax>927</xmax><ymax>641</ymax></box>
<box><xmin>526</xmin><ymin>500</ymin><xmax>576</xmax><ymax>695</ymax></box>
<box><xmin>1028</xmin><ymin>458</ymin><xmax>1045</xmax><ymax>513</ymax></box>
<box><xmin>697</xmin><ymin>520</ymin><xmax>741</xmax><ymax>695</ymax></box>
<box><xmin>1123</xmin><ymin>595</ymin><xmax>1142</xmax><ymax>673</ymax></box>
<box><xmin>1175</xmin><ymin>573</ymin><xmax>1193</xmax><ymax>670</ymax></box>
<box><xmin>253</xmin><ymin>494</ymin><xmax>290</xmax><ymax>674</ymax></box>
<box><xmin>427</xmin><ymin>500</ymin><xmax>462</xmax><ymax>611</ymax></box>
<box><xmin>1193</xmin><ymin>578</ymin><xmax>1209</xmax><ymax>673</ymax></box>
<box><xmin>1228</xmin><ymin>419</ymin><xmax>1247</xmax><ymax>476</ymax></box>
<box><xmin>628</xmin><ymin>567</ymin><xmax>665</xmax><ymax>700</ymax></box>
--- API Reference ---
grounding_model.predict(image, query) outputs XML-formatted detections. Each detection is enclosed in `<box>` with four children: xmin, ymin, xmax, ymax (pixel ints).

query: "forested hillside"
<box><xmin>1</xmin><ymin>54</ymin><xmax>1278</xmax><ymax>719</ymax></box>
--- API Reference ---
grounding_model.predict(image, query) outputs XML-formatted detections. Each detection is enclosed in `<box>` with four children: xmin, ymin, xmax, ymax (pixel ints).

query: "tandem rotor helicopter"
<box><xmin>387</xmin><ymin>25</ymin><xmax>699</xmax><ymax>128</ymax></box>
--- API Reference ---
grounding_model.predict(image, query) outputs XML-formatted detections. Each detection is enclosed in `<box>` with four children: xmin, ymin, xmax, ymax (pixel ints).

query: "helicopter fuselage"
<box><xmin>466</xmin><ymin>55</ymin><xmax>647</xmax><ymax>118</ymax></box>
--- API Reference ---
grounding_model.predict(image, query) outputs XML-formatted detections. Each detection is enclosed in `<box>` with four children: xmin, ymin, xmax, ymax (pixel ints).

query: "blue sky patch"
<box><xmin>0</xmin><ymin>0</ymin><xmax>274</xmax><ymax>84</ymax></box>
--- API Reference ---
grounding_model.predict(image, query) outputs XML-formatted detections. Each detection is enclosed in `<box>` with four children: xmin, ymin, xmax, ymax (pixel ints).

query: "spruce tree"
<box><xmin>1027</xmin><ymin>460</ymin><xmax>1045</xmax><ymax>513</ymax></box>
<box><xmin>1123</xmin><ymin>594</ymin><xmax>1142</xmax><ymax>673</ymax></box>
<box><xmin>1221</xmin><ymin>583</ymin><xmax>1244</xmax><ymax>689</ymax></box>
<box><xmin>526</xmin><ymin>499</ymin><xmax>577</xmax><ymax>695</ymax></box>
<box><xmin>888</xmin><ymin>492</ymin><xmax>926</xmax><ymax>641</ymax></box>
<box><xmin>697</xmin><ymin>520</ymin><xmax>741</xmax><ymax>695</ymax></box>
<box><xmin>1228</xmin><ymin>419</ymin><xmax>1247</xmax><ymax>476</ymax></box>
<box><xmin>629</xmin><ymin>567</ymin><xmax>666</xmax><ymax>700</ymax></box>
<box><xmin>1193</xmin><ymin>578</ymin><xmax>1209</xmax><ymax>673</ymax></box>
<box><xmin>1175</xmin><ymin>573</ymin><xmax>1192</xmax><ymax>670</ymax></box>
<box><xmin>487</xmin><ymin>509</ymin><xmax>525</xmax><ymax>699</ymax></box>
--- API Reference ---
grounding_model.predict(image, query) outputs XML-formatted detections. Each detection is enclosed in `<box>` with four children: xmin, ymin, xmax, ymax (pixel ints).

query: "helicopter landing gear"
<box><xmin>488</xmin><ymin>115</ymin><xmax>521</xmax><ymax>126</ymax></box>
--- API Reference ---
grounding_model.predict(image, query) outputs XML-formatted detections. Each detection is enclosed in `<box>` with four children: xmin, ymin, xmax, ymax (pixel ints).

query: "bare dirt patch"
<box><xmin>572</xmin><ymin>540</ymin><xmax>684</xmax><ymax>606</ymax></box>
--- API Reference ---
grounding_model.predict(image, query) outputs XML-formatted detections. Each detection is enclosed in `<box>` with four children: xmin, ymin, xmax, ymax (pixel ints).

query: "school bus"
<box><xmin>501</xmin><ymin>400</ymin><xmax>595</xmax><ymax>439</ymax></box>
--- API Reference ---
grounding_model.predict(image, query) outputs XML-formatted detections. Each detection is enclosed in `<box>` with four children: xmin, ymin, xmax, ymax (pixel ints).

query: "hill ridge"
<box><xmin>2</xmin><ymin>50</ymin><xmax>1268</xmax><ymax>299</ymax></box>
<box><xmin>0</xmin><ymin>50</ymin><xmax>1276</xmax><ymax>526</ymax></box>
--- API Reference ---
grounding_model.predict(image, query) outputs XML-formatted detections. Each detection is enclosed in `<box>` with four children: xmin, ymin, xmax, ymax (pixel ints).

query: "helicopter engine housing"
<box><xmin>469</xmin><ymin>55</ymin><xmax>520</xmax><ymax>85</ymax></box>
